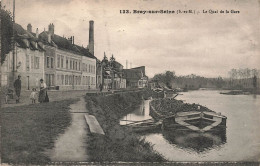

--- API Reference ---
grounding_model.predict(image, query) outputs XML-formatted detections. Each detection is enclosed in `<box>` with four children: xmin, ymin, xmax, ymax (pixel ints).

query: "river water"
<box><xmin>120</xmin><ymin>90</ymin><xmax>260</xmax><ymax>161</ymax></box>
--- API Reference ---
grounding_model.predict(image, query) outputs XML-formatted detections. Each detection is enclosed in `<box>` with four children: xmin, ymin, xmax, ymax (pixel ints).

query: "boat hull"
<box><xmin>162</xmin><ymin>112</ymin><xmax>226</xmax><ymax>133</ymax></box>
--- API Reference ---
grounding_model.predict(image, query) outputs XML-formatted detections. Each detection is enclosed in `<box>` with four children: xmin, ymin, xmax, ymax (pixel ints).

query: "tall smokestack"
<box><xmin>89</xmin><ymin>20</ymin><xmax>94</xmax><ymax>56</ymax></box>
<box><xmin>126</xmin><ymin>60</ymin><xmax>128</xmax><ymax>69</ymax></box>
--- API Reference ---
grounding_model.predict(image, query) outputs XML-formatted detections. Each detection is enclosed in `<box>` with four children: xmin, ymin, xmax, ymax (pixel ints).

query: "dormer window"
<box><xmin>25</xmin><ymin>40</ymin><xmax>29</xmax><ymax>47</ymax></box>
<box><xmin>35</xmin><ymin>42</ymin><xmax>38</xmax><ymax>49</ymax></box>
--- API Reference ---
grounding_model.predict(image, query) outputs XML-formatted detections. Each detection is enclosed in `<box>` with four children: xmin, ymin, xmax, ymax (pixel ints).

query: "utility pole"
<box><xmin>11</xmin><ymin>0</ymin><xmax>16</xmax><ymax>88</ymax></box>
<box><xmin>0</xmin><ymin>0</ymin><xmax>2</xmax><ymax>103</ymax></box>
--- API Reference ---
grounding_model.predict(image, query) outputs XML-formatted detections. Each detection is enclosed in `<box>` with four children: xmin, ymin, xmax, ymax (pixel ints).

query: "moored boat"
<box><xmin>149</xmin><ymin>98</ymin><xmax>227</xmax><ymax>133</ymax></box>
<box><xmin>162</xmin><ymin>111</ymin><xmax>226</xmax><ymax>132</ymax></box>
<box><xmin>128</xmin><ymin>121</ymin><xmax>161</xmax><ymax>132</ymax></box>
<box><xmin>121</xmin><ymin>119</ymin><xmax>161</xmax><ymax>132</ymax></box>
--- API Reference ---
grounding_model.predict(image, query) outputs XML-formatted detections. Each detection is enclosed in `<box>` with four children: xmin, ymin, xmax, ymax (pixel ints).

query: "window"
<box><xmin>79</xmin><ymin>63</ymin><xmax>81</xmax><ymax>71</ymax></box>
<box><xmin>94</xmin><ymin>66</ymin><xmax>95</xmax><ymax>74</ymax></box>
<box><xmin>66</xmin><ymin>58</ymin><xmax>69</xmax><ymax>69</ymax></box>
<box><xmin>57</xmin><ymin>55</ymin><xmax>60</xmax><ymax>68</ymax></box>
<box><xmin>35</xmin><ymin>57</ymin><xmax>40</xmax><ymax>69</ymax></box>
<box><xmin>50</xmin><ymin>74</ymin><xmax>54</xmax><ymax>86</ymax></box>
<box><xmin>70</xmin><ymin>75</ymin><xmax>72</xmax><ymax>85</ymax></box>
<box><xmin>70</xmin><ymin>60</ymin><xmax>72</xmax><ymax>69</ymax></box>
<box><xmin>51</xmin><ymin>57</ymin><xmax>54</xmax><ymax>68</ymax></box>
<box><xmin>87</xmin><ymin>76</ymin><xmax>90</xmax><ymax>85</ymax></box>
<box><xmin>26</xmin><ymin>54</ymin><xmax>30</xmax><ymax>71</ymax></box>
<box><xmin>61</xmin><ymin>75</ymin><xmax>64</xmax><ymax>85</ymax></box>
<box><xmin>73</xmin><ymin>61</ymin><xmax>75</xmax><ymax>70</ymax></box>
<box><xmin>47</xmin><ymin>57</ymin><xmax>50</xmax><ymax>68</ymax></box>
<box><xmin>57</xmin><ymin>75</ymin><xmax>60</xmax><ymax>85</ymax></box>
<box><xmin>61</xmin><ymin>56</ymin><xmax>64</xmax><ymax>68</ymax></box>
<box><xmin>65</xmin><ymin>75</ymin><xmax>68</xmax><ymax>85</ymax></box>
<box><xmin>31</xmin><ymin>56</ymin><xmax>34</xmax><ymax>69</ymax></box>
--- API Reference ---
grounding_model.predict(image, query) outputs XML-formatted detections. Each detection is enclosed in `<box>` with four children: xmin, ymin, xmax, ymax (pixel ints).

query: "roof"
<box><xmin>14</xmin><ymin>23</ymin><xmax>45</xmax><ymax>52</ymax></box>
<box><xmin>123</xmin><ymin>66</ymin><xmax>148</xmax><ymax>80</ymax></box>
<box><xmin>39</xmin><ymin>31</ymin><xmax>96</xmax><ymax>59</ymax></box>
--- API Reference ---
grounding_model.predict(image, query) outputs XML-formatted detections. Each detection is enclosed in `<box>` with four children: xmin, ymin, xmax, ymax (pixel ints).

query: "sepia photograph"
<box><xmin>0</xmin><ymin>0</ymin><xmax>260</xmax><ymax>165</ymax></box>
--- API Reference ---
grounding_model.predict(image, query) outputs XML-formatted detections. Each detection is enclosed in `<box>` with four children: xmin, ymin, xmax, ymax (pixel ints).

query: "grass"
<box><xmin>85</xmin><ymin>91</ymin><xmax>166</xmax><ymax>162</ymax></box>
<box><xmin>1</xmin><ymin>99</ymin><xmax>76</xmax><ymax>164</ymax></box>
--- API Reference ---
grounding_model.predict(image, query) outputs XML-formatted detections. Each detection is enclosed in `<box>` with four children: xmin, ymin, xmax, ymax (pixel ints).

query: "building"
<box><xmin>1</xmin><ymin>20</ymin><xmax>97</xmax><ymax>91</ymax></box>
<box><xmin>96</xmin><ymin>59</ymin><xmax>103</xmax><ymax>88</ymax></box>
<box><xmin>123</xmin><ymin>66</ymin><xmax>148</xmax><ymax>88</ymax></box>
<box><xmin>101</xmin><ymin>54</ymin><xmax>126</xmax><ymax>90</ymax></box>
<box><xmin>38</xmin><ymin>21</ymin><xmax>97</xmax><ymax>90</ymax></box>
<box><xmin>1</xmin><ymin>23</ymin><xmax>45</xmax><ymax>90</ymax></box>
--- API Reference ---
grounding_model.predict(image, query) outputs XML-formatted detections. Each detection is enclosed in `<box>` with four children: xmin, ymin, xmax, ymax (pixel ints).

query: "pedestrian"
<box><xmin>38</xmin><ymin>79</ymin><xmax>49</xmax><ymax>103</ymax></box>
<box><xmin>99</xmin><ymin>84</ymin><xmax>103</xmax><ymax>92</ymax></box>
<box><xmin>30</xmin><ymin>88</ymin><xmax>37</xmax><ymax>104</ymax></box>
<box><xmin>13</xmin><ymin>75</ymin><xmax>22</xmax><ymax>103</ymax></box>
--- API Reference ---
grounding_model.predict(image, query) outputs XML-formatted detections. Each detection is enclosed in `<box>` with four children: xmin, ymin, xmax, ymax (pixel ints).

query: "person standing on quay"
<box><xmin>99</xmin><ymin>84</ymin><xmax>103</xmax><ymax>92</ymax></box>
<box><xmin>38</xmin><ymin>79</ymin><xmax>49</xmax><ymax>103</ymax></box>
<box><xmin>13</xmin><ymin>75</ymin><xmax>22</xmax><ymax>103</ymax></box>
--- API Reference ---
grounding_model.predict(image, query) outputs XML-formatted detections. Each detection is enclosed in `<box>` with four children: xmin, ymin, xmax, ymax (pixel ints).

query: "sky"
<box><xmin>2</xmin><ymin>0</ymin><xmax>260</xmax><ymax>78</ymax></box>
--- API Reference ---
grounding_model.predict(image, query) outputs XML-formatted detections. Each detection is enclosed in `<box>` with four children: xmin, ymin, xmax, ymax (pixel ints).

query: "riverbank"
<box><xmin>85</xmin><ymin>91</ymin><xmax>165</xmax><ymax>162</ymax></box>
<box><xmin>1</xmin><ymin>99</ymin><xmax>75</xmax><ymax>164</ymax></box>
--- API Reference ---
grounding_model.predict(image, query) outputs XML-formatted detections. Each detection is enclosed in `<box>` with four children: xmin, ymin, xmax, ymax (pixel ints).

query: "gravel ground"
<box><xmin>1</xmin><ymin>89</ymin><xmax>101</xmax><ymax>108</ymax></box>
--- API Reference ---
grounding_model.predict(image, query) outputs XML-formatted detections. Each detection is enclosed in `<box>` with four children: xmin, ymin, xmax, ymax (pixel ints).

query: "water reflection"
<box><xmin>162</xmin><ymin>129</ymin><xmax>226</xmax><ymax>153</ymax></box>
<box><xmin>120</xmin><ymin>100</ymin><xmax>151</xmax><ymax>125</ymax></box>
<box><xmin>120</xmin><ymin>91</ymin><xmax>260</xmax><ymax>161</ymax></box>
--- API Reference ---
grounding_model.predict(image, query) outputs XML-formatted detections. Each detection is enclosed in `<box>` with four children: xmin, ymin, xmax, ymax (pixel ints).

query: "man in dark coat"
<box><xmin>14</xmin><ymin>75</ymin><xmax>22</xmax><ymax>103</ymax></box>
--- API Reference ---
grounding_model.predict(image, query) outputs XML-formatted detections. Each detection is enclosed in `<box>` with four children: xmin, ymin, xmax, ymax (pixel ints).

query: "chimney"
<box><xmin>36</xmin><ymin>28</ymin><xmax>39</xmax><ymax>38</ymax></box>
<box><xmin>68</xmin><ymin>36</ymin><xmax>73</xmax><ymax>44</ymax></box>
<box><xmin>48</xmin><ymin>23</ymin><xmax>54</xmax><ymax>37</ymax></box>
<box><xmin>72</xmin><ymin>36</ymin><xmax>74</xmax><ymax>45</ymax></box>
<box><xmin>27</xmin><ymin>23</ymin><xmax>32</xmax><ymax>33</ymax></box>
<box><xmin>48</xmin><ymin>33</ymin><xmax>51</xmax><ymax>43</ymax></box>
<box><xmin>126</xmin><ymin>60</ymin><xmax>128</xmax><ymax>69</ymax></box>
<box><xmin>89</xmin><ymin>20</ymin><xmax>94</xmax><ymax>55</ymax></box>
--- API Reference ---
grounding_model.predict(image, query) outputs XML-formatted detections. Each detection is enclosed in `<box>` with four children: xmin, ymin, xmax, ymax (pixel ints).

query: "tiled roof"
<box><xmin>123</xmin><ymin>66</ymin><xmax>148</xmax><ymax>80</ymax></box>
<box><xmin>14</xmin><ymin>23</ymin><xmax>45</xmax><ymax>51</ymax></box>
<box><xmin>39</xmin><ymin>32</ymin><xmax>95</xmax><ymax>59</ymax></box>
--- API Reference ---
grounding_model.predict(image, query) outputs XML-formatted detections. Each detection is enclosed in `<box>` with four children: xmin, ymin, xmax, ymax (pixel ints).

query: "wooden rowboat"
<box><xmin>162</xmin><ymin>111</ymin><xmax>226</xmax><ymax>132</ymax></box>
<box><xmin>121</xmin><ymin>119</ymin><xmax>162</xmax><ymax>132</ymax></box>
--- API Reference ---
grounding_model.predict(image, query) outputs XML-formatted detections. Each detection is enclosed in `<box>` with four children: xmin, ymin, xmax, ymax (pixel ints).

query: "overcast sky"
<box><xmin>2</xmin><ymin>0</ymin><xmax>260</xmax><ymax>77</ymax></box>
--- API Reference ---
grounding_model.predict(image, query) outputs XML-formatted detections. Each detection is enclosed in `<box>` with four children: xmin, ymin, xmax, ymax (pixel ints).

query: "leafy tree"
<box><xmin>253</xmin><ymin>75</ymin><xmax>257</xmax><ymax>88</ymax></box>
<box><xmin>152</xmin><ymin>71</ymin><xmax>175</xmax><ymax>89</ymax></box>
<box><xmin>1</xmin><ymin>7</ymin><xmax>13</xmax><ymax>64</ymax></box>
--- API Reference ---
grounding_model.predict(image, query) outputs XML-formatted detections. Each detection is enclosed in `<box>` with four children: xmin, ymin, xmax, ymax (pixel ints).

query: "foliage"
<box><xmin>152</xmin><ymin>71</ymin><xmax>176</xmax><ymax>89</ymax></box>
<box><xmin>228</xmin><ymin>68</ymin><xmax>259</xmax><ymax>79</ymax></box>
<box><xmin>1</xmin><ymin>7</ymin><xmax>13</xmax><ymax>64</ymax></box>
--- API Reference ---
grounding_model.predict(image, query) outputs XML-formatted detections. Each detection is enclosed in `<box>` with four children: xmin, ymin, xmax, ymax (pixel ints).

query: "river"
<box><xmin>120</xmin><ymin>90</ymin><xmax>260</xmax><ymax>161</ymax></box>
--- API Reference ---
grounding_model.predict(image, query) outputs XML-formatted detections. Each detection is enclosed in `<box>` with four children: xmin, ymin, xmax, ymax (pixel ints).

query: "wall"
<box><xmin>1</xmin><ymin>46</ymin><xmax>45</xmax><ymax>90</ymax></box>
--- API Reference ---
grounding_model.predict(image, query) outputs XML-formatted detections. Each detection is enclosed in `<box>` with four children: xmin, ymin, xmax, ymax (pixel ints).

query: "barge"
<box><xmin>149</xmin><ymin>99</ymin><xmax>227</xmax><ymax>133</ymax></box>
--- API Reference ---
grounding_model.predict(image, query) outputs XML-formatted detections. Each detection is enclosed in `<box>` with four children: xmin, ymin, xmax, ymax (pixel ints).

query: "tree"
<box><xmin>253</xmin><ymin>75</ymin><xmax>257</xmax><ymax>88</ymax></box>
<box><xmin>152</xmin><ymin>71</ymin><xmax>175</xmax><ymax>89</ymax></box>
<box><xmin>1</xmin><ymin>6</ymin><xmax>13</xmax><ymax>64</ymax></box>
<box><xmin>165</xmin><ymin>71</ymin><xmax>175</xmax><ymax>88</ymax></box>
